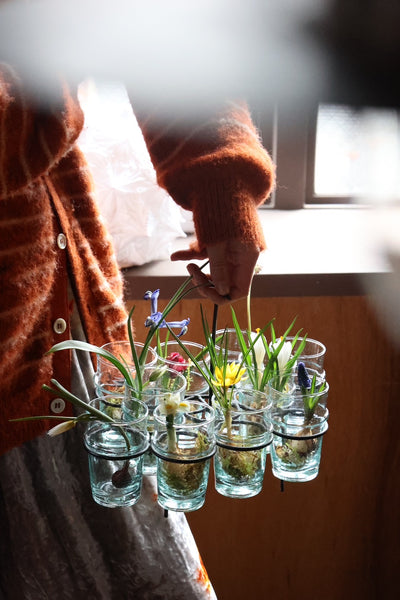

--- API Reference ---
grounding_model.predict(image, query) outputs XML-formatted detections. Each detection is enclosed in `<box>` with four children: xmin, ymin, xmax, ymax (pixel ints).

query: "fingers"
<box><xmin>207</xmin><ymin>242</ymin><xmax>230</xmax><ymax>296</ymax></box>
<box><xmin>171</xmin><ymin>239</ymin><xmax>261</xmax><ymax>305</ymax></box>
<box><xmin>170</xmin><ymin>241</ymin><xmax>208</xmax><ymax>262</ymax></box>
<box><xmin>207</xmin><ymin>240</ymin><xmax>260</xmax><ymax>302</ymax></box>
<box><xmin>199</xmin><ymin>289</ymin><xmax>232</xmax><ymax>305</ymax></box>
<box><xmin>170</xmin><ymin>248</ymin><xmax>201</xmax><ymax>261</ymax></box>
<box><xmin>186</xmin><ymin>263</ymin><xmax>211</xmax><ymax>289</ymax></box>
<box><xmin>228</xmin><ymin>242</ymin><xmax>260</xmax><ymax>300</ymax></box>
<box><xmin>186</xmin><ymin>263</ymin><xmax>232</xmax><ymax>305</ymax></box>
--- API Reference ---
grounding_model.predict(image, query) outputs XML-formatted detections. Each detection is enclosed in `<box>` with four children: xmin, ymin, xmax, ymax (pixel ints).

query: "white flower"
<box><xmin>269</xmin><ymin>337</ymin><xmax>292</xmax><ymax>374</ymax></box>
<box><xmin>47</xmin><ymin>420</ymin><xmax>76</xmax><ymax>437</ymax></box>
<box><xmin>250</xmin><ymin>330</ymin><xmax>266</xmax><ymax>371</ymax></box>
<box><xmin>158</xmin><ymin>393</ymin><xmax>189</xmax><ymax>416</ymax></box>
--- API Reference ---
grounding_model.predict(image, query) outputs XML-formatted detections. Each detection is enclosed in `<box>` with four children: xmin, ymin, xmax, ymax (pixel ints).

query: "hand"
<box><xmin>170</xmin><ymin>240</ymin><xmax>260</xmax><ymax>304</ymax></box>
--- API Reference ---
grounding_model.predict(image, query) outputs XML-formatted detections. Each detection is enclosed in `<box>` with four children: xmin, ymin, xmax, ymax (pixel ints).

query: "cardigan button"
<box><xmin>53</xmin><ymin>318</ymin><xmax>67</xmax><ymax>334</ymax></box>
<box><xmin>57</xmin><ymin>233</ymin><xmax>67</xmax><ymax>249</ymax></box>
<box><xmin>50</xmin><ymin>398</ymin><xmax>66</xmax><ymax>414</ymax></box>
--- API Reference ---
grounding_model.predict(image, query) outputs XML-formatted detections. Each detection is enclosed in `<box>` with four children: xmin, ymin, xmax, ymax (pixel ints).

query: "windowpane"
<box><xmin>313</xmin><ymin>104</ymin><xmax>400</xmax><ymax>201</ymax></box>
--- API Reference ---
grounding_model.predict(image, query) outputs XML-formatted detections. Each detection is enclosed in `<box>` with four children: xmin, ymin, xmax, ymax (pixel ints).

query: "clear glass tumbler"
<box><xmin>84</xmin><ymin>397</ymin><xmax>148</xmax><ymax>507</ymax></box>
<box><xmin>213</xmin><ymin>389</ymin><xmax>272</xmax><ymax>499</ymax></box>
<box><xmin>152</xmin><ymin>400</ymin><xmax>215</xmax><ymax>512</ymax></box>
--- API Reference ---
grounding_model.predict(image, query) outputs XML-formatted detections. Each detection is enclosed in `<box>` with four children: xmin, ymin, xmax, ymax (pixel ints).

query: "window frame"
<box><xmin>257</xmin><ymin>103</ymin><xmax>356</xmax><ymax>209</ymax></box>
<box><xmin>304</xmin><ymin>107</ymin><xmax>354</xmax><ymax>206</ymax></box>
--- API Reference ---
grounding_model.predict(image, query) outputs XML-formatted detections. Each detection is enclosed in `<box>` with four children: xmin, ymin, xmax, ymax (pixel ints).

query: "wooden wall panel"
<box><xmin>126</xmin><ymin>295</ymin><xmax>400</xmax><ymax>600</ymax></box>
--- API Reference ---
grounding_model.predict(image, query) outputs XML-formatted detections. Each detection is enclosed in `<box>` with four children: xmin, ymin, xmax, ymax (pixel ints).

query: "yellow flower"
<box><xmin>212</xmin><ymin>363</ymin><xmax>247</xmax><ymax>388</ymax></box>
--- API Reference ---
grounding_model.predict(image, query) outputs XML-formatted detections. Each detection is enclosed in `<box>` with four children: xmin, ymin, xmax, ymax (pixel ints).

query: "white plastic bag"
<box><xmin>77</xmin><ymin>80</ymin><xmax>187</xmax><ymax>268</ymax></box>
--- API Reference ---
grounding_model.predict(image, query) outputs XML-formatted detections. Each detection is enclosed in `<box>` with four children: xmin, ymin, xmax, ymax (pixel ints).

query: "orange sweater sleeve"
<box><xmin>136</xmin><ymin>101</ymin><xmax>275</xmax><ymax>253</ymax></box>
<box><xmin>0</xmin><ymin>63</ymin><xmax>83</xmax><ymax>199</ymax></box>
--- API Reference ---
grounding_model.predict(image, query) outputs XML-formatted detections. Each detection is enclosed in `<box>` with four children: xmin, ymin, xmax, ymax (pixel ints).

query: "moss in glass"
<box><xmin>152</xmin><ymin>400</ymin><xmax>215</xmax><ymax>512</ymax></box>
<box><xmin>213</xmin><ymin>389</ymin><xmax>272</xmax><ymax>498</ymax></box>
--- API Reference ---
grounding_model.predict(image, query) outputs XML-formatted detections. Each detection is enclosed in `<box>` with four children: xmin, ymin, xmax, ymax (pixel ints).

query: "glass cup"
<box><xmin>95</xmin><ymin>341</ymin><xmax>157</xmax><ymax>391</ymax></box>
<box><xmin>152</xmin><ymin>399</ymin><xmax>215</xmax><ymax>512</ymax></box>
<box><xmin>213</xmin><ymin>389</ymin><xmax>272</xmax><ymax>499</ymax></box>
<box><xmin>155</xmin><ymin>341</ymin><xmax>209</xmax><ymax>396</ymax></box>
<box><xmin>96</xmin><ymin>382</ymin><xmax>126</xmax><ymax>405</ymax></box>
<box><xmin>126</xmin><ymin>366</ymin><xmax>187</xmax><ymax>476</ymax></box>
<box><xmin>295</xmin><ymin>364</ymin><xmax>326</xmax><ymax>389</ymax></box>
<box><xmin>215</xmin><ymin>328</ymin><xmax>249</xmax><ymax>363</ymax></box>
<box><xmin>267</xmin><ymin>370</ymin><xmax>328</xmax><ymax>410</ymax></box>
<box><xmin>286</xmin><ymin>336</ymin><xmax>326</xmax><ymax>370</ymax></box>
<box><xmin>269</xmin><ymin>387</ymin><xmax>329</xmax><ymax>482</ymax></box>
<box><xmin>84</xmin><ymin>397</ymin><xmax>149</xmax><ymax>507</ymax></box>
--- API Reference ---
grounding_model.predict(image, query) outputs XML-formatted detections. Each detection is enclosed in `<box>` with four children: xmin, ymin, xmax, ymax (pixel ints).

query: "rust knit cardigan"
<box><xmin>0</xmin><ymin>64</ymin><xmax>275</xmax><ymax>455</ymax></box>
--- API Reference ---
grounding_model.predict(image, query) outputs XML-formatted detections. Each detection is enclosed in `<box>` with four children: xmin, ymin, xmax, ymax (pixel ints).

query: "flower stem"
<box><xmin>166</xmin><ymin>414</ymin><xmax>177</xmax><ymax>452</ymax></box>
<box><xmin>223</xmin><ymin>408</ymin><xmax>233</xmax><ymax>438</ymax></box>
<box><xmin>247</xmin><ymin>288</ymin><xmax>252</xmax><ymax>334</ymax></box>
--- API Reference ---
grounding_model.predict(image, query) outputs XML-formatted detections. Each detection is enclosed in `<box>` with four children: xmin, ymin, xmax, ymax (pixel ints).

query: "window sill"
<box><xmin>123</xmin><ymin>207</ymin><xmax>392</xmax><ymax>299</ymax></box>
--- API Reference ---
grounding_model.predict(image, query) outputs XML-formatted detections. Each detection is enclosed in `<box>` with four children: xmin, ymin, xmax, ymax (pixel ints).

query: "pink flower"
<box><xmin>167</xmin><ymin>352</ymin><xmax>188</xmax><ymax>373</ymax></box>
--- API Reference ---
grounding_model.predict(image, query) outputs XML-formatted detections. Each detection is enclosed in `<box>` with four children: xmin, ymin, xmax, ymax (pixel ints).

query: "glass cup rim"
<box><xmin>96</xmin><ymin>382</ymin><xmax>126</xmax><ymax>396</ymax></box>
<box><xmin>232</xmin><ymin>389</ymin><xmax>273</xmax><ymax>413</ymax></box>
<box><xmin>153</xmin><ymin>399</ymin><xmax>215</xmax><ymax>428</ymax></box>
<box><xmin>296</xmin><ymin>363</ymin><xmax>326</xmax><ymax>378</ymax></box>
<box><xmin>214</xmin><ymin>406</ymin><xmax>272</xmax><ymax>423</ymax></box>
<box><xmin>267</xmin><ymin>379</ymin><xmax>329</xmax><ymax>398</ymax></box>
<box><xmin>215</xmin><ymin>327</ymin><xmax>249</xmax><ymax>335</ymax></box>
<box><xmin>215</xmin><ymin>328</ymin><xmax>249</xmax><ymax>349</ymax></box>
<box><xmin>88</xmin><ymin>396</ymin><xmax>148</xmax><ymax>426</ymax></box>
<box><xmin>270</xmin><ymin>403</ymin><xmax>329</xmax><ymax>429</ymax></box>
<box><xmin>156</xmin><ymin>340</ymin><xmax>205</xmax><ymax>351</ymax></box>
<box><xmin>97</xmin><ymin>341</ymin><xmax>157</xmax><ymax>367</ymax></box>
<box><xmin>285</xmin><ymin>336</ymin><xmax>326</xmax><ymax>359</ymax></box>
<box><xmin>155</xmin><ymin>340</ymin><xmax>208</xmax><ymax>366</ymax></box>
<box><xmin>266</xmin><ymin>366</ymin><xmax>327</xmax><ymax>397</ymax></box>
<box><xmin>126</xmin><ymin>365</ymin><xmax>188</xmax><ymax>395</ymax></box>
<box><xmin>214</xmin><ymin>414</ymin><xmax>272</xmax><ymax>448</ymax></box>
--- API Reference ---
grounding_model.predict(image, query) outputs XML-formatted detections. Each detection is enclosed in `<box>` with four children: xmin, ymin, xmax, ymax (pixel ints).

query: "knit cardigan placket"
<box><xmin>0</xmin><ymin>67</ymin><xmax>129</xmax><ymax>453</ymax></box>
<box><xmin>45</xmin><ymin>179</ymin><xmax>73</xmax><ymax>416</ymax></box>
<box><xmin>0</xmin><ymin>165</ymin><xmax>130</xmax><ymax>455</ymax></box>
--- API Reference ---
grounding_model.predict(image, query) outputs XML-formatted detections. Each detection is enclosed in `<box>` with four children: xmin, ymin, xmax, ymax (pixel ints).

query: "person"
<box><xmin>133</xmin><ymin>102</ymin><xmax>274</xmax><ymax>304</ymax></box>
<box><xmin>0</xmin><ymin>61</ymin><xmax>274</xmax><ymax>599</ymax></box>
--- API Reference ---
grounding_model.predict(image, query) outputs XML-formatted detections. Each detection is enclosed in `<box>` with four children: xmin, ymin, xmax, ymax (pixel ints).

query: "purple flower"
<box><xmin>165</xmin><ymin>318</ymin><xmax>190</xmax><ymax>337</ymax></box>
<box><xmin>298</xmin><ymin>362</ymin><xmax>311</xmax><ymax>390</ymax></box>
<box><xmin>145</xmin><ymin>311</ymin><xmax>163</xmax><ymax>328</ymax></box>
<box><xmin>144</xmin><ymin>289</ymin><xmax>159</xmax><ymax>315</ymax></box>
<box><xmin>144</xmin><ymin>289</ymin><xmax>190</xmax><ymax>337</ymax></box>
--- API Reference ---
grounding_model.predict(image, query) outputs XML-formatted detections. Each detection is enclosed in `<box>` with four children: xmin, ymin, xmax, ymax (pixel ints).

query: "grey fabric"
<box><xmin>0</xmin><ymin>432</ymin><xmax>215</xmax><ymax>599</ymax></box>
<box><xmin>0</xmin><ymin>302</ymin><xmax>216</xmax><ymax>600</ymax></box>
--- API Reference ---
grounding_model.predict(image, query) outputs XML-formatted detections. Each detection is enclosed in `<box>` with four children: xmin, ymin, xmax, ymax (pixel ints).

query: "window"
<box><xmin>259</xmin><ymin>103</ymin><xmax>400</xmax><ymax>209</ymax></box>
